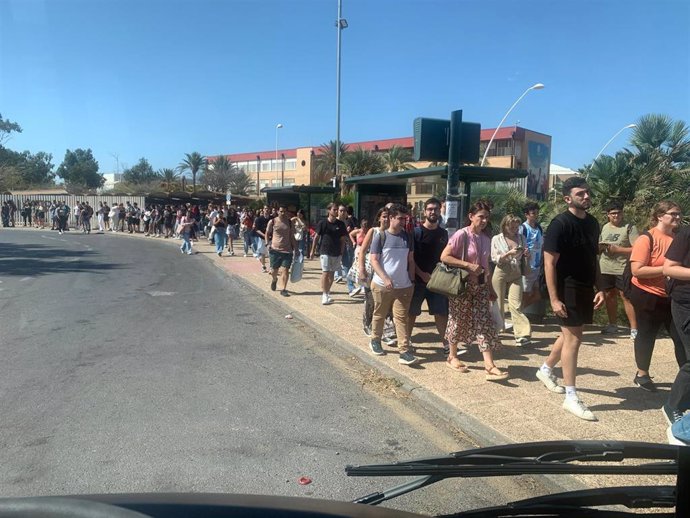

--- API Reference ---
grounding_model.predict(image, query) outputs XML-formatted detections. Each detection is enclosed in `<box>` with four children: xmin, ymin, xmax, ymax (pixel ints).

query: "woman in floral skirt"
<box><xmin>440</xmin><ymin>200</ymin><xmax>509</xmax><ymax>381</ymax></box>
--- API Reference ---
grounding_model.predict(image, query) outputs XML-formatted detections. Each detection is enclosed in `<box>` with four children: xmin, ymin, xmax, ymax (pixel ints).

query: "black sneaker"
<box><xmin>362</xmin><ymin>326</ymin><xmax>372</xmax><ymax>337</ymax></box>
<box><xmin>662</xmin><ymin>403</ymin><xmax>683</xmax><ymax>425</ymax></box>
<box><xmin>442</xmin><ymin>340</ymin><xmax>450</xmax><ymax>356</ymax></box>
<box><xmin>634</xmin><ymin>374</ymin><xmax>657</xmax><ymax>392</ymax></box>
<box><xmin>369</xmin><ymin>339</ymin><xmax>385</xmax><ymax>356</ymax></box>
<box><xmin>280</xmin><ymin>290</ymin><xmax>290</xmax><ymax>297</ymax></box>
<box><xmin>270</xmin><ymin>279</ymin><xmax>277</xmax><ymax>291</ymax></box>
<box><xmin>398</xmin><ymin>351</ymin><xmax>418</xmax><ymax>365</ymax></box>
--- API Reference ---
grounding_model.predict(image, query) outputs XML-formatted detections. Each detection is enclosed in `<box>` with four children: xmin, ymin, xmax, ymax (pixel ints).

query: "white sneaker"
<box><xmin>666</xmin><ymin>425</ymin><xmax>689</xmax><ymax>446</ymax></box>
<box><xmin>630</xmin><ymin>329</ymin><xmax>638</xmax><ymax>340</ymax></box>
<box><xmin>536</xmin><ymin>369</ymin><xmax>566</xmax><ymax>393</ymax></box>
<box><xmin>563</xmin><ymin>398</ymin><xmax>597</xmax><ymax>421</ymax></box>
<box><xmin>321</xmin><ymin>294</ymin><xmax>333</xmax><ymax>305</ymax></box>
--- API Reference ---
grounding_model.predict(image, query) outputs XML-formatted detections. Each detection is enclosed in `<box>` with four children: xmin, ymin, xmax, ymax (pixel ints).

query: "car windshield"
<box><xmin>1</xmin><ymin>1</ymin><xmax>689</xmax><ymax>517</ymax></box>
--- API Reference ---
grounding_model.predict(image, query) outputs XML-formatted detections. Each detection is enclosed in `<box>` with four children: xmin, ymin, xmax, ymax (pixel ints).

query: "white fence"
<box><xmin>0</xmin><ymin>194</ymin><xmax>146</xmax><ymax>227</ymax></box>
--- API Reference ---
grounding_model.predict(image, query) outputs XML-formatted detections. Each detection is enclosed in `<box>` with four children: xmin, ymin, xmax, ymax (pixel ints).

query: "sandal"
<box><xmin>485</xmin><ymin>366</ymin><xmax>509</xmax><ymax>381</ymax></box>
<box><xmin>447</xmin><ymin>359</ymin><xmax>469</xmax><ymax>373</ymax></box>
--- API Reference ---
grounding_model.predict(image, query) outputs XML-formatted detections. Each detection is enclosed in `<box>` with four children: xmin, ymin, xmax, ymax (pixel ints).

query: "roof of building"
<box><xmin>210</xmin><ymin>126</ymin><xmax>542</xmax><ymax>163</ymax></box>
<box><xmin>550</xmin><ymin>163</ymin><xmax>580</xmax><ymax>176</ymax></box>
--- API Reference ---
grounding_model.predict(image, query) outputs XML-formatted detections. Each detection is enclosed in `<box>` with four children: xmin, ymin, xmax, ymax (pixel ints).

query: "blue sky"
<box><xmin>1</xmin><ymin>0</ymin><xmax>689</xmax><ymax>175</ymax></box>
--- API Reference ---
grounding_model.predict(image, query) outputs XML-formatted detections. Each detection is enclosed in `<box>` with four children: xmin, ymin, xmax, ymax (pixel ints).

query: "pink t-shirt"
<box><xmin>448</xmin><ymin>227</ymin><xmax>491</xmax><ymax>272</ymax></box>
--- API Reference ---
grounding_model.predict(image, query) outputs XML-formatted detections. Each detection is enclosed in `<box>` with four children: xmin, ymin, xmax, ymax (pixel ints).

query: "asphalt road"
<box><xmin>0</xmin><ymin>229</ymin><xmax>548</xmax><ymax>515</ymax></box>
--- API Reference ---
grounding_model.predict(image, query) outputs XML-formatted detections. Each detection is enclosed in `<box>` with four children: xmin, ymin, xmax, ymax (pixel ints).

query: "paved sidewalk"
<box><xmin>201</xmin><ymin>245</ymin><xmax>677</xmax><ymax>444</ymax></box>
<box><xmin>194</xmin><ymin>239</ymin><xmax>678</xmax><ymax>492</ymax></box>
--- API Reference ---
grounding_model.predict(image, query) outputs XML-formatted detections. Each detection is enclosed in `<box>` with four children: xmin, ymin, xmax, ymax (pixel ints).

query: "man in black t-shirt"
<box><xmin>407</xmin><ymin>197</ymin><xmax>449</xmax><ymax>353</ymax></box>
<box><xmin>309</xmin><ymin>202</ymin><xmax>347</xmax><ymax>305</ymax></box>
<box><xmin>537</xmin><ymin>177</ymin><xmax>605</xmax><ymax>422</ymax></box>
<box><xmin>252</xmin><ymin>206</ymin><xmax>270</xmax><ymax>272</ymax></box>
<box><xmin>664</xmin><ymin>225</ymin><xmax>690</xmax><ymax>434</ymax></box>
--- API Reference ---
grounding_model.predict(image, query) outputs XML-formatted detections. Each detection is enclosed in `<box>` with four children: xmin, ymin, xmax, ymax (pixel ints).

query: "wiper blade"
<box><xmin>444</xmin><ymin>486</ymin><xmax>676</xmax><ymax>518</ymax></box>
<box><xmin>347</xmin><ymin>440</ymin><xmax>678</xmax><ymax>479</ymax></box>
<box><xmin>348</xmin><ymin>441</ymin><xmax>682</xmax><ymax>507</ymax></box>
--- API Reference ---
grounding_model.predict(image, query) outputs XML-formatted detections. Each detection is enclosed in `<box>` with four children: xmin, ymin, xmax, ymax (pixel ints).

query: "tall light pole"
<box><xmin>335</xmin><ymin>0</ymin><xmax>348</xmax><ymax>195</ymax></box>
<box><xmin>593</xmin><ymin>123</ymin><xmax>636</xmax><ymax>162</ymax></box>
<box><xmin>480</xmin><ymin>83</ymin><xmax>545</xmax><ymax>166</ymax></box>
<box><xmin>275</xmin><ymin>123</ymin><xmax>283</xmax><ymax>187</ymax></box>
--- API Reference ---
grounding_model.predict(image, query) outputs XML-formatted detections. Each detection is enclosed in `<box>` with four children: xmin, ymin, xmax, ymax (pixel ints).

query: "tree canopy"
<box><xmin>122</xmin><ymin>157</ymin><xmax>159</xmax><ymax>184</ymax></box>
<box><xmin>56</xmin><ymin>148</ymin><xmax>103</xmax><ymax>189</ymax></box>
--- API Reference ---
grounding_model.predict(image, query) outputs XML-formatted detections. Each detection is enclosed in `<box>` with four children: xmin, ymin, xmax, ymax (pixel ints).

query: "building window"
<box><xmin>487</xmin><ymin>139</ymin><xmax>514</xmax><ymax>157</ymax></box>
<box><xmin>285</xmin><ymin>159</ymin><xmax>296</xmax><ymax>171</ymax></box>
<box><xmin>261</xmin><ymin>161</ymin><xmax>272</xmax><ymax>172</ymax></box>
<box><xmin>246</xmin><ymin>161</ymin><xmax>258</xmax><ymax>173</ymax></box>
<box><xmin>283</xmin><ymin>178</ymin><xmax>295</xmax><ymax>186</ymax></box>
<box><xmin>415</xmin><ymin>183</ymin><xmax>434</xmax><ymax>195</ymax></box>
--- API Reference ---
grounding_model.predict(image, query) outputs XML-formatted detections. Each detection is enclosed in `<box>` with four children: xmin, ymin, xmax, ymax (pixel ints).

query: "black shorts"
<box><xmin>409</xmin><ymin>281</ymin><xmax>448</xmax><ymax>316</ymax></box>
<box><xmin>599</xmin><ymin>273</ymin><xmax>624</xmax><ymax>292</ymax></box>
<box><xmin>557</xmin><ymin>282</ymin><xmax>594</xmax><ymax>327</ymax></box>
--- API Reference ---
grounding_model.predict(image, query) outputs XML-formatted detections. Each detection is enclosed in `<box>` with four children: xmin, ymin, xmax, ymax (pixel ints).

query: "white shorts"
<box><xmin>320</xmin><ymin>254</ymin><xmax>342</xmax><ymax>273</ymax></box>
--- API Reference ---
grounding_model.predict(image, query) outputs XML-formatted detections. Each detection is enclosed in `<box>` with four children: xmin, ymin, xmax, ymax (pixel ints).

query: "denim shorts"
<box><xmin>409</xmin><ymin>281</ymin><xmax>449</xmax><ymax>316</ymax></box>
<box><xmin>270</xmin><ymin>250</ymin><xmax>293</xmax><ymax>270</ymax></box>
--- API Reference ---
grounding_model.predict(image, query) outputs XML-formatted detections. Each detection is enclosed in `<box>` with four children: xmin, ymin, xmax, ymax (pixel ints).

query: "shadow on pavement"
<box><xmin>0</xmin><ymin>242</ymin><xmax>126</xmax><ymax>277</ymax></box>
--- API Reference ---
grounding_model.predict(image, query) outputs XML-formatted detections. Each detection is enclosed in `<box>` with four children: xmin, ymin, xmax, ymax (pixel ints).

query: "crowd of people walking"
<box><xmin>4</xmin><ymin>181</ymin><xmax>689</xmax><ymax>444</ymax></box>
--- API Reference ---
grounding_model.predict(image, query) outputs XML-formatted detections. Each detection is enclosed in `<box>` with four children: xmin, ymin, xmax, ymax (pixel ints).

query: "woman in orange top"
<box><xmin>629</xmin><ymin>200</ymin><xmax>685</xmax><ymax>392</ymax></box>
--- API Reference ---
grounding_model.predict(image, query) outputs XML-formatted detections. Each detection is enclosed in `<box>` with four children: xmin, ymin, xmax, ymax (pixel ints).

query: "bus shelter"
<box><xmin>261</xmin><ymin>185</ymin><xmax>336</xmax><ymax>227</ymax></box>
<box><xmin>345</xmin><ymin>165</ymin><xmax>528</xmax><ymax>224</ymax></box>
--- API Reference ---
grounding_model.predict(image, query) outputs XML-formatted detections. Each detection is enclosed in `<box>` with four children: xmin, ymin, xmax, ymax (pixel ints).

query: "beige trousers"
<box><xmin>491</xmin><ymin>267</ymin><xmax>531</xmax><ymax>339</ymax></box>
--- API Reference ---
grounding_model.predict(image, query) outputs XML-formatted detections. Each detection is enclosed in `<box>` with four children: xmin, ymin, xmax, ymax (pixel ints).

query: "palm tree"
<box><xmin>312</xmin><ymin>140</ymin><xmax>349</xmax><ymax>191</ymax></box>
<box><xmin>382</xmin><ymin>145</ymin><xmax>413</xmax><ymax>172</ymax></box>
<box><xmin>341</xmin><ymin>147</ymin><xmax>385</xmax><ymax>177</ymax></box>
<box><xmin>203</xmin><ymin>155</ymin><xmax>237</xmax><ymax>192</ymax></box>
<box><xmin>159</xmin><ymin>168</ymin><xmax>180</xmax><ymax>192</ymax></box>
<box><xmin>582</xmin><ymin>151</ymin><xmax>639</xmax><ymax>208</ymax></box>
<box><xmin>177</xmin><ymin>152</ymin><xmax>206</xmax><ymax>192</ymax></box>
<box><xmin>228</xmin><ymin>169</ymin><xmax>255</xmax><ymax>195</ymax></box>
<box><xmin>630</xmin><ymin>114</ymin><xmax>690</xmax><ymax>167</ymax></box>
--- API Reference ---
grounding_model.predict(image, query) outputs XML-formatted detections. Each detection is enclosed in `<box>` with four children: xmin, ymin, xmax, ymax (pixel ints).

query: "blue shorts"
<box><xmin>409</xmin><ymin>281</ymin><xmax>449</xmax><ymax>316</ymax></box>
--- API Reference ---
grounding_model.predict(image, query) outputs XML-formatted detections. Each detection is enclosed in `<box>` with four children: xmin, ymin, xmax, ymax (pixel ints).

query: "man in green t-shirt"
<box><xmin>598</xmin><ymin>201</ymin><xmax>638</xmax><ymax>338</ymax></box>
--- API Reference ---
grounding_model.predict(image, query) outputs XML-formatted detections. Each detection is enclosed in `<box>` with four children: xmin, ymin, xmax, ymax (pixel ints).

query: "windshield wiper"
<box><xmin>347</xmin><ymin>440</ymin><xmax>688</xmax><ymax>515</ymax></box>
<box><xmin>443</xmin><ymin>486</ymin><xmax>676</xmax><ymax>517</ymax></box>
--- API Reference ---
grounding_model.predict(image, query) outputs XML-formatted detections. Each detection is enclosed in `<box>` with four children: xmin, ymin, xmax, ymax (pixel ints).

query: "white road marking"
<box><xmin>19</xmin><ymin>277</ymin><xmax>32</xmax><ymax>282</ymax></box>
<box><xmin>147</xmin><ymin>291</ymin><xmax>176</xmax><ymax>297</ymax></box>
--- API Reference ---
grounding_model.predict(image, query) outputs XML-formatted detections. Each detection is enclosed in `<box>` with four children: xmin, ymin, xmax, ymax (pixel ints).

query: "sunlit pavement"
<box><xmin>9</xmin><ymin>227</ymin><xmax>680</xmax><ymax>489</ymax></box>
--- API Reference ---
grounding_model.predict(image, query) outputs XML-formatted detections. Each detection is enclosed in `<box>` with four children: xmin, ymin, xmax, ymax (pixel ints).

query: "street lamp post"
<box><xmin>275</xmin><ymin>123</ymin><xmax>283</xmax><ymax>187</ymax></box>
<box><xmin>480</xmin><ymin>83</ymin><xmax>545</xmax><ymax>166</ymax></box>
<box><xmin>335</xmin><ymin>0</ymin><xmax>348</xmax><ymax>195</ymax></box>
<box><xmin>593</xmin><ymin>124</ymin><xmax>636</xmax><ymax>162</ymax></box>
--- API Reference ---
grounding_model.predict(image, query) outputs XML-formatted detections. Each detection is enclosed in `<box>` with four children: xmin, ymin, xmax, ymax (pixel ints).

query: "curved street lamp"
<box><xmin>480</xmin><ymin>83</ymin><xmax>545</xmax><ymax>166</ymax></box>
<box><xmin>275</xmin><ymin>123</ymin><xmax>283</xmax><ymax>186</ymax></box>
<box><xmin>593</xmin><ymin>123</ymin><xmax>636</xmax><ymax>162</ymax></box>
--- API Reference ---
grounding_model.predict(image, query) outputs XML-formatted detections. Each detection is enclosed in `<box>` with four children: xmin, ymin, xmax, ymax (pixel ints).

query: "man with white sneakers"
<box><xmin>537</xmin><ymin>177</ymin><xmax>605</xmax><ymax>421</ymax></box>
<box><xmin>309</xmin><ymin>202</ymin><xmax>347</xmax><ymax>305</ymax></box>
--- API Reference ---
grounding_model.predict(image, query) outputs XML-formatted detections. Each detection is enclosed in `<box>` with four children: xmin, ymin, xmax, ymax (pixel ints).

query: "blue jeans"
<box><xmin>214</xmin><ymin>231</ymin><xmax>227</xmax><ymax>253</ymax></box>
<box><xmin>243</xmin><ymin>231</ymin><xmax>252</xmax><ymax>254</ymax></box>
<box><xmin>181</xmin><ymin>231</ymin><xmax>192</xmax><ymax>253</ymax></box>
<box><xmin>339</xmin><ymin>245</ymin><xmax>355</xmax><ymax>291</ymax></box>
